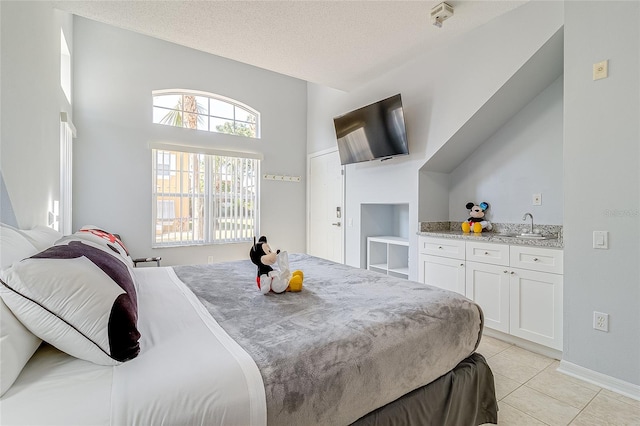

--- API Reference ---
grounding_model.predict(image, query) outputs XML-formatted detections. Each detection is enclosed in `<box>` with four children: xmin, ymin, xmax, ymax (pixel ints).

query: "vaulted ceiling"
<box><xmin>53</xmin><ymin>1</ymin><xmax>528</xmax><ymax>90</ymax></box>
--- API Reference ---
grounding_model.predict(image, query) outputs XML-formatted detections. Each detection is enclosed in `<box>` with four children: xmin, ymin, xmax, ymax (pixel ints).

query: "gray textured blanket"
<box><xmin>173</xmin><ymin>254</ymin><xmax>483</xmax><ymax>426</ymax></box>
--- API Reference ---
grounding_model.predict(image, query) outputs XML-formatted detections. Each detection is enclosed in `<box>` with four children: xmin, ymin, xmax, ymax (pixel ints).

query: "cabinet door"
<box><xmin>510</xmin><ymin>268</ymin><xmax>563</xmax><ymax>350</ymax></box>
<box><xmin>466</xmin><ymin>262</ymin><xmax>510</xmax><ymax>333</ymax></box>
<box><xmin>510</xmin><ymin>246</ymin><xmax>563</xmax><ymax>274</ymax></box>
<box><xmin>419</xmin><ymin>254</ymin><xmax>465</xmax><ymax>296</ymax></box>
<box><xmin>466</xmin><ymin>242</ymin><xmax>509</xmax><ymax>266</ymax></box>
<box><xmin>418</xmin><ymin>237</ymin><xmax>465</xmax><ymax>259</ymax></box>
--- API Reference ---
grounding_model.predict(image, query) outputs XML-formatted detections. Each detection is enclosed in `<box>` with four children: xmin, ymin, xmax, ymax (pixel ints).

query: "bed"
<box><xmin>0</xmin><ymin>224</ymin><xmax>497</xmax><ymax>425</ymax></box>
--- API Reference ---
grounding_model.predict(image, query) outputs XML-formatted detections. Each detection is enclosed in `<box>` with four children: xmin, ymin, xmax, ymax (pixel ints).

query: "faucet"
<box><xmin>522</xmin><ymin>212</ymin><xmax>534</xmax><ymax>234</ymax></box>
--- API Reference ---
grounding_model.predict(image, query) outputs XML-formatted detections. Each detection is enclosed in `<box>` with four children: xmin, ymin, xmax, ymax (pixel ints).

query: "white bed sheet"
<box><xmin>0</xmin><ymin>267</ymin><xmax>266</xmax><ymax>426</ymax></box>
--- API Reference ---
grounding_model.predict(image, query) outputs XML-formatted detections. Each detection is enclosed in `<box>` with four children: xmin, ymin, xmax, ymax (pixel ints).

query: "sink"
<box><xmin>493</xmin><ymin>232</ymin><xmax>555</xmax><ymax>240</ymax></box>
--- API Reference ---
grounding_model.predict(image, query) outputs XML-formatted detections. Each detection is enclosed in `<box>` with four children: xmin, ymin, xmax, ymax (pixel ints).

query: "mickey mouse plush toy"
<box><xmin>249</xmin><ymin>236</ymin><xmax>303</xmax><ymax>294</ymax></box>
<box><xmin>461</xmin><ymin>202</ymin><xmax>493</xmax><ymax>233</ymax></box>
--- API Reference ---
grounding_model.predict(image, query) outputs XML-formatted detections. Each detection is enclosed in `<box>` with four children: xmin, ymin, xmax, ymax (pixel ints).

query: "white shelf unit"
<box><xmin>367</xmin><ymin>236</ymin><xmax>409</xmax><ymax>279</ymax></box>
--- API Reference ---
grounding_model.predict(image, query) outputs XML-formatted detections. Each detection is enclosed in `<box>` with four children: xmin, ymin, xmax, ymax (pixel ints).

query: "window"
<box><xmin>156</xmin><ymin>152</ymin><xmax>176</xmax><ymax>178</ymax></box>
<box><xmin>59</xmin><ymin>112</ymin><xmax>76</xmax><ymax>235</ymax></box>
<box><xmin>60</xmin><ymin>30</ymin><xmax>71</xmax><ymax>104</ymax></box>
<box><xmin>152</xmin><ymin>148</ymin><xmax>259</xmax><ymax>247</ymax></box>
<box><xmin>152</xmin><ymin>90</ymin><xmax>260</xmax><ymax>138</ymax></box>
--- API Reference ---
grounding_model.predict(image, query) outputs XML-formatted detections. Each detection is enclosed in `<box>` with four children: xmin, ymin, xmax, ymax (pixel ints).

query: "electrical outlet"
<box><xmin>207</xmin><ymin>256</ymin><xmax>214</xmax><ymax>264</ymax></box>
<box><xmin>532</xmin><ymin>193</ymin><xmax>542</xmax><ymax>206</ymax></box>
<box><xmin>593</xmin><ymin>311</ymin><xmax>609</xmax><ymax>332</ymax></box>
<box><xmin>593</xmin><ymin>60</ymin><xmax>608</xmax><ymax>80</ymax></box>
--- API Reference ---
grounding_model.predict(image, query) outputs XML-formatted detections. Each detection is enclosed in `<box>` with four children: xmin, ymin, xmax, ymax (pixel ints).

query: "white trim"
<box><xmin>482</xmin><ymin>327</ymin><xmax>562</xmax><ymax>360</ymax></box>
<box><xmin>165</xmin><ymin>267</ymin><xmax>266</xmax><ymax>425</ymax></box>
<box><xmin>557</xmin><ymin>360</ymin><xmax>640</xmax><ymax>401</ymax></box>
<box><xmin>149</xmin><ymin>142</ymin><xmax>263</xmax><ymax>160</ymax></box>
<box><xmin>60</xmin><ymin>112</ymin><xmax>76</xmax><ymax>137</ymax></box>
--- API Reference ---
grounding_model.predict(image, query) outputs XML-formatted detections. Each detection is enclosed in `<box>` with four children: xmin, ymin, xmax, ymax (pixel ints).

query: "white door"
<box><xmin>308</xmin><ymin>150</ymin><xmax>343</xmax><ymax>263</ymax></box>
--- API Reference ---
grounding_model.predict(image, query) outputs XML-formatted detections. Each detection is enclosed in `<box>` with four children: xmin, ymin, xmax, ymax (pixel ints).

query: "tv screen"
<box><xmin>333</xmin><ymin>94</ymin><xmax>409</xmax><ymax>165</ymax></box>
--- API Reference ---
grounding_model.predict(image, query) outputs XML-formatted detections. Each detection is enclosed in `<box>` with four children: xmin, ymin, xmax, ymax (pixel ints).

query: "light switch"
<box><xmin>593</xmin><ymin>231</ymin><xmax>608</xmax><ymax>249</ymax></box>
<box><xmin>593</xmin><ymin>60</ymin><xmax>608</xmax><ymax>80</ymax></box>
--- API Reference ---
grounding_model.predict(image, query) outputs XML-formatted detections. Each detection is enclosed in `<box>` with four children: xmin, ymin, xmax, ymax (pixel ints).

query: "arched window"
<box><xmin>152</xmin><ymin>90</ymin><xmax>260</xmax><ymax>138</ymax></box>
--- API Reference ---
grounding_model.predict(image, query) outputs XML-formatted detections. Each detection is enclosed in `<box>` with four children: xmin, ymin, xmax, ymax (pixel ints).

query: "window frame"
<box><xmin>152</xmin><ymin>89</ymin><xmax>261</xmax><ymax>138</ymax></box>
<box><xmin>151</xmin><ymin>146</ymin><xmax>261</xmax><ymax>248</ymax></box>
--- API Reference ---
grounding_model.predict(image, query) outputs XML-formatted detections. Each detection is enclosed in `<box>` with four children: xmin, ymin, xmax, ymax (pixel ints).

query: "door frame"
<box><xmin>306</xmin><ymin>147</ymin><xmax>345</xmax><ymax>263</ymax></box>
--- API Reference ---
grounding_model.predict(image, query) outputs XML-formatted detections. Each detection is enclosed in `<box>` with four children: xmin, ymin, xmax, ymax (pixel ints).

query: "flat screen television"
<box><xmin>333</xmin><ymin>94</ymin><xmax>409</xmax><ymax>165</ymax></box>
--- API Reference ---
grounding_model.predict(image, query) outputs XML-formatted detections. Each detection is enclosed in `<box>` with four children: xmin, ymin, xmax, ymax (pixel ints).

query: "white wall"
<box><xmin>307</xmin><ymin>1</ymin><xmax>564</xmax><ymax>279</ymax></box>
<box><xmin>0</xmin><ymin>1</ymin><xmax>73</xmax><ymax>229</ymax></box>
<box><xmin>449</xmin><ymin>76</ymin><xmax>564</xmax><ymax>225</ymax></box>
<box><xmin>564</xmin><ymin>1</ymin><xmax>639</xmax><ymax>387</ymax></box>
<box><xmin>73</xmin><ymin>17</ymin><xmax>307</xmax><ymax>266</ymax></box>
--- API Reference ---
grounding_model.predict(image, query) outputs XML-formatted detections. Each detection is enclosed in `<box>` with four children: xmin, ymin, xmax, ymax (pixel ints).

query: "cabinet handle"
<box><xmin>460</xmin><ymin>263</ymin><xmax>464</xmax><ymax>267</ymax></box>
<box><xmin>503</xmin><ymin>270</ymin><xmax>508</xmax><ymax>274</ymax></box>
<box><xmin>510</xmin><ymin>271</ymin><xmax>515</xmax><ymax>275</ymax></box>
<box><xmin>438</xmin><ymin>246</ymin><xmax>443</xmax><ymax>249</ymax></box>
<box><xmin>533</xmin><ymin>258</ymin><xmax>539</xmax><ymax>262</ymax></box>
<box><xmin>484</xmin><ymin>251</ymin><xmax>489</xmax><ymax>255</ymax></box>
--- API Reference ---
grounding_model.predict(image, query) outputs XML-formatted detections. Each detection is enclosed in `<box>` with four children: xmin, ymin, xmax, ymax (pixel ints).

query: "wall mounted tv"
<box><xmin>333</xmin><ymin>94</ymin><xmax>409</xmax><ymax>166</ymax></box>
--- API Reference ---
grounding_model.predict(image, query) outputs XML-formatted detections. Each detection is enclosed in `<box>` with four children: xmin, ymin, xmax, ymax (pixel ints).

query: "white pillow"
<box><xmin>0</xmin><ymin>224</ymin><xmax>42</xmax><ymax>396</ymax></box>
<box><xmin>0</xmin><ymin>298</ymin><xmax>42</xmax><ymax>396</ymax></box>
<box><xmin>17</xmin><ymin>225</ymin><xmax>62</xmax><ymax>251</ymax></box>
<box><xmin>0</xmin><ymin>238</ymin><xmax>140</xmax><ymax>366</ymax></box>
<box><xmin>0</xmin><ymin>223</ymin><xmax>38</xmax><ymax>269</ymax></box>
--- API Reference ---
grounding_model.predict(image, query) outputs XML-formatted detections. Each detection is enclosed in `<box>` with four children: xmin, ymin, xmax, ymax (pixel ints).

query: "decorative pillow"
<box><xmin>0</xmin><ymin>223</ymin><xmax>38</xmax><ymax>269</ymax></box>
<box><xmin>0</xmin><ymin>240</ymin><xmax>140</xmax><ymax>365</ymax></box>
<box><xmin>16</xmin><ymin>225</ymin><xmax>63</xmax><ymax>251</ymax></box>
<box><xmin>0</xmin><ymin>298</ymin><xmax>42</xmax><ymax>396</ymax></box>
<box><xmin>73</xmin><ymin>225</ymin><xmax>134</xmax><ymax>267</ymax></box>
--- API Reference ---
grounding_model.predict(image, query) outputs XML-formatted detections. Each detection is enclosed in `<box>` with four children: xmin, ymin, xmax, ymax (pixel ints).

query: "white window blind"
<box><xmin>152</xmin><ymin>148</ymin><xmax>259</xmax><ymax>247</ymax></box>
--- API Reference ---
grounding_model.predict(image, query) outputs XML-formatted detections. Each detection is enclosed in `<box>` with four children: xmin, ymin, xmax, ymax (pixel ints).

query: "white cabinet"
<box><xmin>419</xmin><ymin>254</ymin><xmax>466</xmax><ymax>295</ymax></box>
<box><xmin>466</xmin><ymin>260</ymin><xmax>511</xmax><ymax>333</ymax></box>
<box><xmin>367</xmin><ymin>236</ymin><xmax>409</xmax><ymax>279</ymax></box>
<box><xmin>418</xmin><ymin>237</ymin><xmax>465</xmax><ymax>295</ymax></box>
<box><xmin>418</xmin><ymin>236</ymin><xmax>563</xmax><ymax>351</ymax></box>
<box><xmin>509</xmin><ymin>247</ymin><xmax>563</xmax><ymax>350</ymax></box>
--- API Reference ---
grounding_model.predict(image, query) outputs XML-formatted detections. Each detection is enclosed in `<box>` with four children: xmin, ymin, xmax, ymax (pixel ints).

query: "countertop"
<box><xmin>417</xmin><ymin>230</ymin><xmax>563</xmax><ymax>249</ymax></box>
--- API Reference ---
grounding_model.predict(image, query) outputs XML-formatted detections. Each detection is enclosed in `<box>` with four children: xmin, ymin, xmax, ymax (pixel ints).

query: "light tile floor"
<box><xmin>477</xmin><ymin>335</ymin><xmax>640</xmax><ymax>425</ymax></box>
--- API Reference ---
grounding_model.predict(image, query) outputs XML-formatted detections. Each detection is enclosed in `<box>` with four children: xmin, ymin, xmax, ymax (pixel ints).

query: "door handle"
<box><xmin>332</xmin><ymin>222</ymin><xmax>341</xmax><ymax>227</ymax></box>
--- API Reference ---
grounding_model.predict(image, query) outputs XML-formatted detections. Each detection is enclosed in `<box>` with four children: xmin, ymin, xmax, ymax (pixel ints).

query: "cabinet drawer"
<box><xmin>466</xmin><ymin>242</ymin><xmax>509</xmax><ymax>266</ymax></box>
<box><xmin>419</xmin><ymin>237</ymin><xmax>465</xmax><ymax>259</ymax></box>
<box><xmin>510</xmin><ymin>246</ymin><xmax>563</xmax><ymax>274</ymax></box>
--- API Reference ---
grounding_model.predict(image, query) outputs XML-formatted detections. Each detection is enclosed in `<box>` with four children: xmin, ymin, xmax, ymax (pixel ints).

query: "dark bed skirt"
<box><xmin>351</xmin><ymin>352</ymin><xmax>498</xmax><ymax>426</ymax></box>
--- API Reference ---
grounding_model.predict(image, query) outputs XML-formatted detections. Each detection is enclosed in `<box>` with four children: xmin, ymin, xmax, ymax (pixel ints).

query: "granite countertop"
<box><xmin>417</xmin><ymin>222</ymin><xmax>563</xmax><ymax>248</ymax></box>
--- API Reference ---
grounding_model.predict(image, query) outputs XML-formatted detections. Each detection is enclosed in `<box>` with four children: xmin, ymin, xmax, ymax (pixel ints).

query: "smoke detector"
<box><xmin>431</xmin><ymin>2</ymin><xmax>454</xmax><ymax>28</ymax></box>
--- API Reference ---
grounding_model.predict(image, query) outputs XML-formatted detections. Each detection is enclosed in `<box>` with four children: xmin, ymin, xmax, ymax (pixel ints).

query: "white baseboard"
<box><xmin>557</xmin><ymin>360</ymin><xmax>640</xmax><ymax>401</ymax></box>
<box><xmin>483</xmin><ymin>328</ymin><xmax>563</xmax><ymax>360</ymax></box>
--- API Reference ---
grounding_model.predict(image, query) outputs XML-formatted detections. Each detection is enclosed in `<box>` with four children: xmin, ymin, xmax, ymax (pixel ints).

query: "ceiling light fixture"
<box><xmin>431</xmin><ymin>2</ymin><xmax>454</xmax><ymax>28</ymax></box>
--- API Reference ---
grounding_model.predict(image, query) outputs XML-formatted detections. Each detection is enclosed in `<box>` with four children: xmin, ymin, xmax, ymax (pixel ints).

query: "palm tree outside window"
<box><xmin>152</xmin><ymin>90</ymin><xmax>259</xmax><ymax>138</ymax></box>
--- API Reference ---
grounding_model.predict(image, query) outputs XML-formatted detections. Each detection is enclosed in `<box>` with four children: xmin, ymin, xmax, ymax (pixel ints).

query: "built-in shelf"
<box><xmin>367</xmin><ymin>236</ymin><xmax>409</xmax><ymax>279</ymax></box>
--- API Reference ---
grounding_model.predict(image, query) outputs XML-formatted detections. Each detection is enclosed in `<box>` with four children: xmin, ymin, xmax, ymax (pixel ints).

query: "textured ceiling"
<box><xmin>53</xmin><ymin>1</ymin><xmax>528</xmax><ymax>91</ymax></box>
